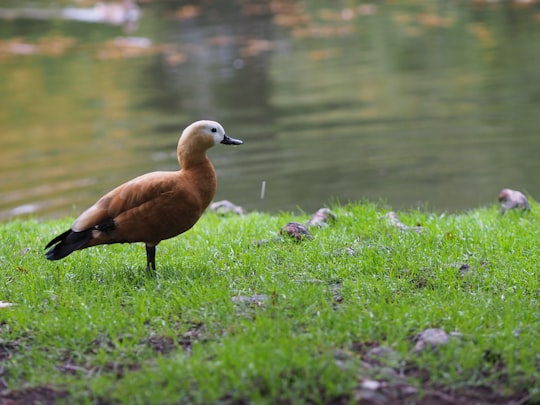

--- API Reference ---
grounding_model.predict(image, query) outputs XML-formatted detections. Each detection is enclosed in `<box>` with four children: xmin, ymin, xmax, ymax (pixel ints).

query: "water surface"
<box><xmin>1</xmin><ymin>1</ymin><xmax>540</xmax><ymax>220</ymax></box>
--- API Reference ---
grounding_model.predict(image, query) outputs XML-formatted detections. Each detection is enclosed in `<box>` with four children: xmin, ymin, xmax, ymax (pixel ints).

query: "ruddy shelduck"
<box><xmin>45</xmin><ymin>120</ymin><xmax>243</xmax><ymax>273</ymax></box>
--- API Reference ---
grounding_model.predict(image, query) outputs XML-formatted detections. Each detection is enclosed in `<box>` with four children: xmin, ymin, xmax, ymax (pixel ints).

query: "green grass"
<box><xmin>0</xmin><ymin>202</ymin><xmax>539</xmax><ymax>404</ymax></box>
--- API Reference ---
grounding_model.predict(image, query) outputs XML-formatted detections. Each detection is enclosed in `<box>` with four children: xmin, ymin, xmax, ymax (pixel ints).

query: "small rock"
<box><xmin>209</xmin><ymin>200</ymin><xmax>246</xmax><ymax>215</ymax></box>
<box><xmin>384</xmin><ymin>211</ymin><xmax>408</xmax><ymax>230</ymax></box>
<box><xmin>280</xmin><ymin>222</ymin><xmax>313</xmax><ymax>241</ymax></box>
<box><xmin>413</xmin><ymin>328</ymin><xmax>450</xmax><ymax>352</ymax></box>
<box><xmin>19</xmin><ymin>247</ymin><xmax>31</xmax><ymax>257</ymax></box>
<box><xmin>307</xmin><ymin>208</ymin><xmax>337</xmax><ymax>228</ymax></box>
<box><xmin>365</xmin><ymin>346</ymin><xmax>401</xmax><ymax>365</ymax></box>
<box><xmin>231</xmin><ymin>294</ymin><xmax>268</xmax><ymax>306</ymax></box>
<box><xmin>353</xmin><ymin>386</ymin><xmax>388</xmax><ymax>404</ymax></box>
<box><xmin>343</xmin><ymin>247</ymin><xmax>358</xmax><ymax>256</ymax></box>
<box><xmin>333</xmin><ymin>349</ymin><xmax>355</xmax><ymax>371</ymax></box>
<box><xmin>333</xmin><ymin>349</ymin><xmax>354</xmax><ymax>362</ymax></box>
<box><xmin>458</xmin><ymin>263</ymin><xmax>471</xmax><ymax>275</ymax></box>
<box><xmin>498</xmin><ymin>188</ymin><xmax>530</xmax><ymax>213</ymax></box>
<box><xmin>361</xmin><ymin>379</ymin><xmax>382</xmax><ymax>390</ymax></box>
<box><xmin>333</xmin><ymin>246</ymin><xmax>358</xmax><ymax>257</ymax></box>
<box><xmin>253</xmin><ymin>238</ymin><xmax>270</xmax><ymax>247</ymax></box>
<box><xmin>383</xmin><ymin>212</ymin><xmax>423</xmax><ymax>233</ymax></box>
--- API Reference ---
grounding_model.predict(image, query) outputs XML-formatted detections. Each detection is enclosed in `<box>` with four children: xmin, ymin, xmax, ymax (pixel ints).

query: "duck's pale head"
<box><xmin>181</xmin><ymin>120</ymin><xmax>243</xmax><ymax>149</ymax></box>
<box><xmin>178</xmin><ymin>120</ymin><xmax>243</xmax><ymax>167</ymax></box>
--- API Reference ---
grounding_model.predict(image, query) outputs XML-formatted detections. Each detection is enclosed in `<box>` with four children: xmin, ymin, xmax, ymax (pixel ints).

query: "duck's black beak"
<box><xmin>221</xmin><ymin>134</ymin><xmax>243</xmax><ymax>145</ymax></box>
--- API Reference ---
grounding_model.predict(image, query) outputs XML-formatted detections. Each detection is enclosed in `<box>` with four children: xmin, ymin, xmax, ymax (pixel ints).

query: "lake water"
<box><xmin>1</xmin><ymin>1</ymin><xmax>540</xmax><ymax>220</ymax></box>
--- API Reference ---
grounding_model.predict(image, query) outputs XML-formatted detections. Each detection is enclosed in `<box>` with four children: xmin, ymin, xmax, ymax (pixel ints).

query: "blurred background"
<box><xmin>1</xmin><ymin>0</ymin><xmax>540</xmax><ymax>220</ymax></box>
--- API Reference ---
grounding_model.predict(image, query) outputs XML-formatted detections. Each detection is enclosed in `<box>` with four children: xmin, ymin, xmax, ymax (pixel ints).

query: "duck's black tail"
<box><xmin>45</xmin><ymin>229</ymin><xmax>92</xmax><ymax>260</ymax></box>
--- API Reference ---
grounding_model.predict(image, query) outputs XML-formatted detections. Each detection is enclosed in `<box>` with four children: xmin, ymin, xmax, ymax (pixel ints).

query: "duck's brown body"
<box><xmin>45</xmin><ymin>120</ymin><xmax>242</xmax><ymax>273</ymax></box>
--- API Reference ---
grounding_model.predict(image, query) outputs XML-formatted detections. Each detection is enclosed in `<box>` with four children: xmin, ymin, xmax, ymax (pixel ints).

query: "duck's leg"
<box><xmin>145</xmin><ymin>244</ymin><xmax>156</xmax><ymax>275</ymax></box>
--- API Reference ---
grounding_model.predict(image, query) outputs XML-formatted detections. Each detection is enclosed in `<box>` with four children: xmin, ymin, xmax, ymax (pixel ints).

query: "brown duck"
<box><xmin>45</xmin><ymin>120</ymin><xmax>243</xmax><ymax>273</ymax></box>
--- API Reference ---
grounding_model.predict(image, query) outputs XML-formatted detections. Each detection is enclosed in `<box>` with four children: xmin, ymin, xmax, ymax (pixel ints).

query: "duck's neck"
<box><xmin>179</xmin><ymin>154</ymin><xmax>217</xmax><ymax>207</ymax></box>
<box><xmin>178</xmin><ymin>136</ymin><xmax>214</xmax><ymax>169</ymax></box>
<box><xmin>178</xmin><ymin>149</ymin><xmax>208</xmax><ymax>169</ymax></box>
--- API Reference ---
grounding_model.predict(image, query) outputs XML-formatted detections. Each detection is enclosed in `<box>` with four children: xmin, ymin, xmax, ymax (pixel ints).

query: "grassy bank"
<box><xmin>0</xmin><ymin>202</ymin><xmax>538</xmax><ymax>404</ymax></box>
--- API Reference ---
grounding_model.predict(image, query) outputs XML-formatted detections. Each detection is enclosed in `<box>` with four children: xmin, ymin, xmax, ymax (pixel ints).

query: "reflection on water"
<box><xmin>1</xmin><ymin>1</ymin><xmax>540</xmax><ymax>220</ymax></box>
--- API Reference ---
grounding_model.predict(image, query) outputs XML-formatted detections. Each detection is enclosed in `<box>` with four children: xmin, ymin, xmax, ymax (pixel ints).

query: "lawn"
<box><xmin>0</xmin><ymin>202</ymin><xmax>538</xmax><ymax>404</ymax></box>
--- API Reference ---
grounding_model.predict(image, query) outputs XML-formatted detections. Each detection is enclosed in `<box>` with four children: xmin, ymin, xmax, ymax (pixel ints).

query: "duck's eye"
<box><xmin>211</xmin><ymin>128</ymin><xmax>217</xmax><ymax>133</ymax></box>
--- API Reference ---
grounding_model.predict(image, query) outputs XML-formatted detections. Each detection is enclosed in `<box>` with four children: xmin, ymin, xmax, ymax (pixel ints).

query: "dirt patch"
<box><xmin>144</xmin><ymin>335</ymin><xmax>177</xmax><ymax>355</ymax></box>
<box><xmin>143</xmin><ymin>321</ymin><xmax>204</xmax><ymax>355</ymax></box>
<box><xmin>102</xmin><ymin>362</ymin><xmax>141</xmax><ymax>379</ymax></box>
<box><xmin>347</xmin><ymin>341</ymin><xmax>532</xmax><ymax>405</ymax></box>
<box><xmin>0</xmin><ymin>339</ymin><xmax>25</xmax><ymax>361</ymax></box>
<box><xmin>0</xmin><ymin>386</ymin><xmax>68</xmax><ymax>405</ymax></box>
<box><xmin>405</xmin><ymin>384</ymin><xmax>531</xmax><ymax>405</ymax></box>
<box><xmin>58</xmin><ymin>323</ymin><xmax>205</xmax><ymax>382</ymax></box>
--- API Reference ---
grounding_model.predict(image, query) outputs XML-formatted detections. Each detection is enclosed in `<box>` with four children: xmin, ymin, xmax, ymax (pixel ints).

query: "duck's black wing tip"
<box><xmin>44</xmin><ymin>229</ymin><xmax>92</xmax><ymax>261</ymax></box>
